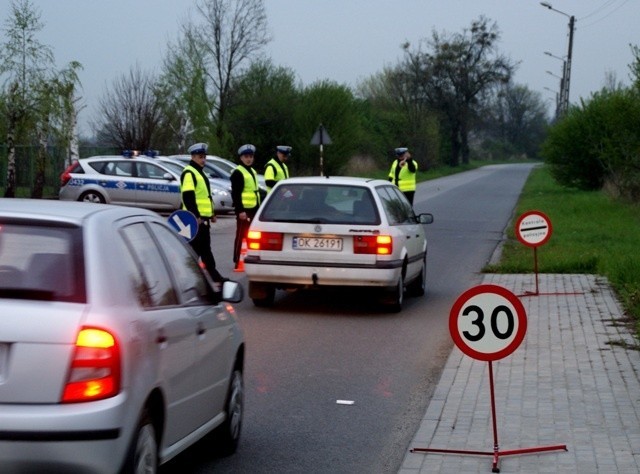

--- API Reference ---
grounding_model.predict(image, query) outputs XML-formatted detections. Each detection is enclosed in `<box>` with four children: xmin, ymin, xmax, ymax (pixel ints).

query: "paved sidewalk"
<box><xmin>399</xmin><ymin>273</ymin><xmax>640</xmax><ymax>474</ymax></box>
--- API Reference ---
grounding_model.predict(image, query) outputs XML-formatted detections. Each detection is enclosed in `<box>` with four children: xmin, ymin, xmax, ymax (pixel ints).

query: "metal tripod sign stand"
<box><xmin>411</xmin><ymin>284</ymin><xmax>567</xmax><ymax>472</ymax></box>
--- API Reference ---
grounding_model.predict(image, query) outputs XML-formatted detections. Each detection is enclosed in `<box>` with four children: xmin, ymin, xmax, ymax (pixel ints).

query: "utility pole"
<box><xmin>563</xmin><ymin>15</ymin><xmax>575</xmax><ymax>114</ymax></box>
<box><xmin>541</xmin><ymin>2</ymin><xmax>575</xmax><ymax>116</ymax></box>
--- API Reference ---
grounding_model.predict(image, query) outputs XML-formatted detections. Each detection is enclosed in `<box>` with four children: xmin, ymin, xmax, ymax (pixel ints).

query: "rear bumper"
<box><xmin>0</xmin><ymin>394</ymin><xmax>131</xmax><ymax>474</ymax></box>
<box><xmin>244</xmin><ymin>256</ymin><xmax>403</xmax><ymax>287</ymax></box>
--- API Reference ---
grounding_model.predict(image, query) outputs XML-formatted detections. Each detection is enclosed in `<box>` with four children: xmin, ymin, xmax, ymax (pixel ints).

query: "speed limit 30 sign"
<box><xmin>449</xmin><ymin>284</ymin><xmax>527</xmax><ymax>362</ymax></box>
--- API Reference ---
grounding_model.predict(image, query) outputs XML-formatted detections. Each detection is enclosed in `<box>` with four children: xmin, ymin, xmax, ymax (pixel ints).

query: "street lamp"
<box><xmin>540</xmin><ymin>2</ymin><xmax>575</xmax><ymax>115</ymax></box>
<box><xmin>543</xmin><ymin>86</ymin><xmax>561</xmax><ymax>119</ymax></box>
<box><xmin>544</xmin><ymin>51</ymin><xmax>565</xmax><ymax>62</ymax></box>
<box><xmin>544</xmin><ymin>51</ymin><xmax>567</xmax><ymax>111</ymax></box>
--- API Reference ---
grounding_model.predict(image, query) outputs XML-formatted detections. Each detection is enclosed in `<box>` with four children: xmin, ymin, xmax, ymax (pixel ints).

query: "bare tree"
<box><xmin>161</xmin><ymin>0</ymin><xmax>271</xmax><ymax>150</ymax></box>
<box><xmin>481</xmin><ymin>83</ymin><xmax>548</xmax><ymax>159</ymax></box>
<box><xmin>400</xmin><ymin>17</ymin><xmax>515</xmax><ymax>166</ymax></box>
<box><xmin>94</xmin><ymin>64</ymin><xmax>170</xmax><ymax>151</ymax></box>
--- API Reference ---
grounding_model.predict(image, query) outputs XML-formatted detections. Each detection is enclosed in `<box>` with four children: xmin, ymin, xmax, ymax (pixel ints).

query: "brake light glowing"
<box><xmin>247</xmin><ymin>230</ymin><xmax>283</xmax><ymax>251</ymax></box>
<box><xmin>62</xmin><ymin>327</ymin><xmax>121</xmax><ymax>403</ymax></box>
<box><xmin>353</xmin><ymin>235</ymin><xmax>393</xmax><ymax>255</ymax></box>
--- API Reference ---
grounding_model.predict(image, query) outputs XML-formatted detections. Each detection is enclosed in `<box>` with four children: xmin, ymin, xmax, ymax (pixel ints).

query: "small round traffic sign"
<box><xmin>515</xmin><ymin>210</ymin><xmax>552</xmax><ymax>248</ymax></box>
<box><xmin>168</xmin><ymin>210</ymin><xmax>198</xmax><ymax>242</ymax></box>
<box><xmin>449</xmin><ymin>284</ymin><xmax>527</xmax><ymax>362</ymax></box>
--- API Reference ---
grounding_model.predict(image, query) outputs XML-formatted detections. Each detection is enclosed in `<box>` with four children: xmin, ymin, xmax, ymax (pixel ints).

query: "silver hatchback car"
<box><xmin>0</xmin><ymin>199</ymin><xmax>245</xmax><ymax>473</ymax></box>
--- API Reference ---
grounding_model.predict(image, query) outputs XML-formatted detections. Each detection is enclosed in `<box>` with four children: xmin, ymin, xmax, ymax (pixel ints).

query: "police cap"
<box><xmin>238</xmin><ymin>144</ymin><xmax>256</xmax><ymax>156</ymax></box>
<box><xmin>395</xmin><ymin>147</ymin><xmax>409</xmax><ymax>156</ymax></box>
<box><xmin>188</xmin><ymin>142</ymin><xmax>208</xmax><ymax>155</ymax></box>
<box><xmin>276</xmin><ymin>145</ymin><xmax>292</xmax><ymax>155</ymax></box>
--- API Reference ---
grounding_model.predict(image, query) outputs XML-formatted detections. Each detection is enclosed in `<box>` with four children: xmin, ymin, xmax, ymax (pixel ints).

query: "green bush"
<box><xmin>541</xmin><ymin>88</ymin><xmax>640</xmax><ymax>201</ymax></box>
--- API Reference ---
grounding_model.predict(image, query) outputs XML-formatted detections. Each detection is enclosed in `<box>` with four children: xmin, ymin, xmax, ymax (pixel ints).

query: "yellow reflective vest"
<box><xmin>181</xmin><ymin>165</ymin><xmax>213</xmax><ymax>217</ymax></box>
<box><xmin>388</xmin><ymin>159</ymin><xmax>418</xmax><ymax>192</ymax></box>
<box><xmin>264</xmin><ymin>158</ymin><xmax>289</xmax><ymax>192</ymax></box>
<box><xmin>237</xmin><ymin>165</ymin><xmax>260</xmax><ymax>209</ymax></box>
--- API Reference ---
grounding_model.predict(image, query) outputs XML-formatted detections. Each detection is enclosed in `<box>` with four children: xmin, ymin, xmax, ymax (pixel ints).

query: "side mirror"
<box><xmin>222</xmin><ymin>280</ymin><xmax>244</xmax><ymax>303</ymax></box>
<box><xmin>163</xmin><ymin>172</ymin><xmax>175</xmax><ymax>181</ymax></box>
<box><xmin>418</xmin><ymin>213</ymin><xmax>434</xmax><ymax>225</ymax></box>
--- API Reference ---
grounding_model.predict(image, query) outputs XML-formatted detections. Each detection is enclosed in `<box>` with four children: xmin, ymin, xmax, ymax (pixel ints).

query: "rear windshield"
<box><xmin>259</xmin><ymin>184</ymin><xmax>380</xmax><ymax>225</ymax></box>
<box><xmin>0</xmin><ymin>221</ymin><xmax>85</xmax><ymax>303</ymax></box>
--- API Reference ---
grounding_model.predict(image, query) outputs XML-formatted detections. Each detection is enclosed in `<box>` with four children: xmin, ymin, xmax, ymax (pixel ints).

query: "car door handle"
<box><xmin>197</xmin><ymin>322</ymin><xmax>206</xmax><ymax>336</ymax></box>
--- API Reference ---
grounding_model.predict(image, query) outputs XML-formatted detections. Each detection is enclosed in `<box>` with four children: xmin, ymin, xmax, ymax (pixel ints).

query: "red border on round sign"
<box><xmin>515</xmin><ymin>210</ymin><xmax>552</xmax><ymax>248</ymax></box>
<box><xmin>449</xmin><ymin>284</ymin><xmax>527</xmax><ymax>362</ymax></box>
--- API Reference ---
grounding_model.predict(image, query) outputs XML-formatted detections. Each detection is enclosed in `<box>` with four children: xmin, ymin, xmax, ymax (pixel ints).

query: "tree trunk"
<box><xmin>4</xmin><ymin>119</ymin><xmax>17</xmax><ymax>198</ymax></box>
<box><xmin>449</xmin><ymin>125</ymin><xmax>460</xmax><ymax>167</ymax></box>
<box><xmin>460</xmin><ymin>120</ymin><xmax>470</xmax><ymax>165</ymax></box>
<box><xmin>67</xmin><ymin>105</ymin><xmax>80</xmax><ymax>167</ymax></box>
<box><xmin>32</xmin><ymin>122</ymin><xmax>48</xmax><ymax>199</ymax></box>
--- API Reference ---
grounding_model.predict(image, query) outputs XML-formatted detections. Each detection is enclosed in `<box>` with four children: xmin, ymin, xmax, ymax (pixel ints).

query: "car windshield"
<box><xmin>209</xmin><ymin>159</ymin><xmax>236</xmax><ymax>175</ymax></box>
<box><xmin>259</xmin><ymin>184</ymin><xmax>380</xmax><ymax>225</ymax></box>
<box><xmin>0</xmin><ymin>221</ymin><xmax>85</xmax><ymax>302</ymax></box>
<box><xmin>158</xmin><ymin>161</ymin><xmax>184</xmax><ymax>176</ymax></box>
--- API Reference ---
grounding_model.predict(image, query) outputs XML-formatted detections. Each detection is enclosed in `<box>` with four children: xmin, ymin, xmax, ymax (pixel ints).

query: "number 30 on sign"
<box><xmin>448</xmin><ymin>284</ymin><xmax>527</xmax><ymax>362</ymax></box>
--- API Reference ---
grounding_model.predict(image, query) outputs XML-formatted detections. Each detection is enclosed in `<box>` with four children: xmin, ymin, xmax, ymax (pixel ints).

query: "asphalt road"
<box><xmin>160</xmin><ymin>163</ymin><xmax>537</xmax><ymax>474</ymax></box>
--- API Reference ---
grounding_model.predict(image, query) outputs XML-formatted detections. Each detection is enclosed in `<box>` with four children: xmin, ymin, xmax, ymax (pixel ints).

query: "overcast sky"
<box><xmin>2</xmin><ymin>0</ymin><xmax>638</xmax><ymax>135</ymax></box>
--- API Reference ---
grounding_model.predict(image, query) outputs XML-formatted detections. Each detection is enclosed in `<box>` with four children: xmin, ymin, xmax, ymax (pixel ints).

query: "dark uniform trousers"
<box><xmin>233</xmin><ymin>207</ymin><xmax>258</xmax><ymax>266</ymax></box>
<box><xmin>191</xmin><ymin>218</ymin><xmax>224</xmax><ymax>282</ymax></box>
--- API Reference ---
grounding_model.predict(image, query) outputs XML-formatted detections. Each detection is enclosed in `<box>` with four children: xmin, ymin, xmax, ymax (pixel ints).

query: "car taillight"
<box><xmin>62</xmin><ymin>327</ymin><xmax>121</xmax><ymax>403</ymax></box>
<box><xmin>247</xmin><ymin>230</ymin><xmax>283</xmax><ymax>251</ymax></box>
<box><xmin>353</xmin><ymin>235</ymin><xmax>393</xmax><ymax>255</ymax></box>
<box><xmin>60</xmin><ymin>161</ymin><xmax>78</xmax><ymax>186</ymax></box>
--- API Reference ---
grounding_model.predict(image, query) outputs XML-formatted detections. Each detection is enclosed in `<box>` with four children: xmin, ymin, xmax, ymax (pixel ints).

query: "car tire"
<box><xmin>406</xmin><ymin>257</ymin><xmax>426</xmax><ymax>297</ymax></box>
<box><xmin>384</xmin><ymin>274</ymin><xmax>404</xmax><ymax>313</ymax></box>
<box><xmin>79</xmin><ymin>190</ymin><xmax>106</xmax><ymax>204</ymax></box>
<box><xmin>249</xmin><ymin>282</ymin><xmax>275</xmax><ymax>307</ymax></box>
<box><xmin>214</xmin><ymin>368</ymin><xmax>243</xmax><ymax>457</ymax></box>
<box><xmin>120</xmin><ymin>410</ymin><xmax>158</xmax><ymax>474</ymax></box>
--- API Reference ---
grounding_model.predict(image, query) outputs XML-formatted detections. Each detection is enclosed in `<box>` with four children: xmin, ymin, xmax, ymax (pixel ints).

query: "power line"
<box><xmin>579</xmin><ymin>0</ymin><xmax>632</xmax><ymax>28</ymax></box>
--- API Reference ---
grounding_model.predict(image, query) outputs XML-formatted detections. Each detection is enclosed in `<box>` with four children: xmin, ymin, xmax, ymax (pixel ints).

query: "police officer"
<box><xmin>388</xmin><ymin>147</ymin><xmax>418</xmax><ymax>205</ymax></box>
<box><xmin>181</xmin><ymin>142</ymin><xmax>226</xmax><ymax>283</ymax></box>
<box><xmin>231</xmin><ymin>144</ymin><xmax>261</xmax><ymax>269</ymax></box>
<box><xmin>264</xmin><ymin>145</ymin><xmax>292</xmax><ymax>193</ymax></box>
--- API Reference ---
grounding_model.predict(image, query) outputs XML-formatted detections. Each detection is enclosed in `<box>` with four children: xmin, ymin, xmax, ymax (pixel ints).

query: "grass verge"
<box><xmin>483</xmin><ymin>165</ymin><xmax>640</xmax><ymax>339</ymax></box>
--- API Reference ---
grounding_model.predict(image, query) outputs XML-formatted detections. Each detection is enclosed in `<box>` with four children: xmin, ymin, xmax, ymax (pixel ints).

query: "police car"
<box><xmin>59</xmin><ymin>151</ymin><xmax>232</xmax><ymax>214</ymax></box>
<box><xmin>167</xmin><ymin>155</ymin><xmax>268</xmax><ymax>195</ymax></box>
<box><xmin>156</xmin><ymin>156</ymin><xmax>234</xmax><ymax>214</ymax></box>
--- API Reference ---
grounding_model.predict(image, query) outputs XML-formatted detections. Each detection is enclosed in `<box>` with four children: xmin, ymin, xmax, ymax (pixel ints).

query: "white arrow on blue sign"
<box><xmin>167</xmin><ymin>210</ymin><xmax>198</xmax><ymax>242</ymax></box>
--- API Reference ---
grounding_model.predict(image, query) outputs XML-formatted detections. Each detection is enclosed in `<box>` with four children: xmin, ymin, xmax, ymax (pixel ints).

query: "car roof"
<box><xmin>80</xmin><ymin>155</ymin><xmax>165</xmax><ymax>164</ymax></box>
<box><xmin>156</xmin><ymin>157</ymin><xmax>186</xmax><ymax>165</ymax></box>
<box><xmin>0</xmin><ymin>198</ymin><xmax>159</xmax><ymax>224</ymax></box>
<box><xmin>274</xmin><ymin>176</ymin><xmax>387</xmax><ymax>187</ymax></box>
<box><xmin>168</xmin><ymin>154</ymin><xmax>231</xmax><ymax>162</ymax></box>
<box><xmin>79</xmin><ymin>155</ymin><xmax>129</xmax><ymax>161</ymax></box>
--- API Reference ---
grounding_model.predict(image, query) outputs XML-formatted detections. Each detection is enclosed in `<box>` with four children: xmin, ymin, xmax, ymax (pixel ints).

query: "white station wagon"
<box><xmin>243</xmin><ymin>176</ymin><xmax>434</xmax><ymax>312</ymax></box>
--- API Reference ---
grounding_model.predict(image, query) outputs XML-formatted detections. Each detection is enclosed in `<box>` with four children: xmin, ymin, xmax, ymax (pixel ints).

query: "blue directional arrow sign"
<box><xmin>167</xmin><ymin>210</ymin><xmax>198</xmax><ymax>242</ymax></box>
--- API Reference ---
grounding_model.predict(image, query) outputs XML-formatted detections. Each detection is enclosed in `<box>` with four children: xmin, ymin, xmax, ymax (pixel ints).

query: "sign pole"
<box><xmin>310</xmin><ymin>123</ymin><xmax>332</xmax><ymax>177</ymax></box>
<box><xmin>515</xmin><ymin>211</ymin><xmax>551</xmax><ymax>296</ymax></box>
<box><xmin>533</xmin><ymin>247</ymin><xmax>539</xmax><ymax>295</ymax></box>
<box><xmin>514</xmin><ymin>210</ymin><xmax>582</xmax><ymax>297</ymax></box>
